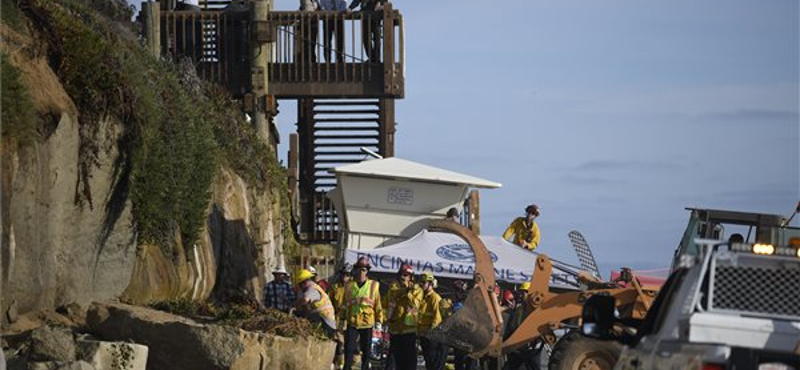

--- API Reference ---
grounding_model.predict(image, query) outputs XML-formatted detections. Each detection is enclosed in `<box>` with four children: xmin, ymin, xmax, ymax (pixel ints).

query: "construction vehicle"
<box><xmin>580</xmin><ymin>206</ymin><xmax>800</xmax><ymax>369</ymax></box>
<box><xmin>424</xmin><ymin>220</ymin><xmax>661</xmax><ymax>370</ymax></box>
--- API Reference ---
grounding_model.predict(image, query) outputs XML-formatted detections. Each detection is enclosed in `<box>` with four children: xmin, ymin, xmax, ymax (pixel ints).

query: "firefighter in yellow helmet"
<box><xmin>295</xmin><ymin>269</ymin><xmax>337</xmax><ymax>337</ymax></box>
<box><xmin>418</xmin><ymin>272</ymin><xmax>446</xmax><ymax>370</ymax></box>
<box><xmin>329</xmin><ymin>263</ymin><xmax>353</xmax><ymax>369</ymax></box>
<box><xmin>343</xmin><ymin>256</ymin><xmax>383</xmax><ymax>370</ymax></box>
<box><xmin>503</xmin><ymin>204</ymin><xmax>541</xmax><ymax>250</ymax></box>
<box><xmin>386</xmin><ymin>263</ymin><xmax>423</xmax><ymax>370</ymax></box>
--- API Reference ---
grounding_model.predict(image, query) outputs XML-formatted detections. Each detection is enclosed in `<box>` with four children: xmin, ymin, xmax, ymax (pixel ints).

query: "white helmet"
<box><xmin>308</xmin><ymin>265</ymin><xmax>318</xmax><ymax>276</ymax></box>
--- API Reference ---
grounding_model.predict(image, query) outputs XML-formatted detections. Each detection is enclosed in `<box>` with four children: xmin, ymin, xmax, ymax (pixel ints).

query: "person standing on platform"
<box><xmin>503</xmin><ymin>204</ymin><xmax>541</xmax><ymax>250</ymax></box>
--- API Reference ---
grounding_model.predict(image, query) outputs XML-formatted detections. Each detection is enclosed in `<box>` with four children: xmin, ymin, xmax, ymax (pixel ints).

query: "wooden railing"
<box><xmin>267</xmin><ymin>4</ymin><xmax>404</xmax><ymax>98</ymax></box>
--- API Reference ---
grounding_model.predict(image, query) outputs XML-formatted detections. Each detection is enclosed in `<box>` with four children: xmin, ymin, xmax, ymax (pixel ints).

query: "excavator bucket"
<box><xmin>425</xmin><ymin>285</ymin><xmax>497</xmax><ymax>353</ymax></box>
<box><xmin>423</xmin><ymin>220</ymin><xmax>504</xmax><ymax>357</ymax></box>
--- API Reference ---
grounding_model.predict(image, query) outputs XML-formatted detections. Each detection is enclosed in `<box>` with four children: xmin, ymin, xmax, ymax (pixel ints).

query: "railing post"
<box><xmin>382</xmin><ymin>2</ymin><xmax>395</xmax><ymax>96</ymax></box>
<box><xmin>468</xmin><ymin>190</ymin><xmax>481</xmax><ymax>235</ymax></box>
<box><xmin>142</xmin><ymin>1</ymin><xmax>161</xmax><ymax>57</ymax></box>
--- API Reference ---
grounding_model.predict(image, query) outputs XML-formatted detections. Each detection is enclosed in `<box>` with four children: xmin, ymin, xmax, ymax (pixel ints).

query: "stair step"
<box><xmin>315</xmin><ymin>118</ymin><xmax>379</xmax><ymax>123</ymax></box>
<box><xmin>315</xmin><ymin>134</ymin><xmax>380</xmax><ymax>139</ymax></box>
<box><xmin>314</xmin><ymin>158</ymin><xmax>363</xmax><ymax>164</ymax></box>
<box><xmin>315</xmin><ymin>142</ymin><xmax>378</xmax><ymax>147</ymax></box>
<box><xmin>313</xmin><ymin>150</ymin><xmax>368</xmax><ymax>156</ymax></box>
<box><xmin>314</xmin><ymin>110</ymin><xmax>380</xmax><ymax>115</ymax></box>
<box><xmin>314</xmin><ymin>101</ymin><xmax>379</xmax><ymax>106</ymax></box>
<box><xmin>314</xmin><ymin>126</ymin><xmax>379</xmax><ymax>131</ymax></box>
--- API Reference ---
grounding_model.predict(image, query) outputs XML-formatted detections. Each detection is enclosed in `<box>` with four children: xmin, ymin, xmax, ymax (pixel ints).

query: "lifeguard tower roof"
<box><xmin>330</xmin><ymin>157</ymin><xmax>502</xmax><ymax>188</ymax></box>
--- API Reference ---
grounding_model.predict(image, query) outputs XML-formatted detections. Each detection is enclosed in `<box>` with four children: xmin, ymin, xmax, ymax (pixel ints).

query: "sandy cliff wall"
<box><xmin>0</xmin><ymin>7</ymin><xmax>286</xmax><ymax>320</ymax></box>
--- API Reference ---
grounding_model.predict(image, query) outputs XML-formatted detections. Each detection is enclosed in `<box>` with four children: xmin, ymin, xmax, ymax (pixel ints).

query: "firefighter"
<box><xmin>343</xmin><ymin>256</ymin><xmax>383</xmax><ymax>370</ymax></box>
<box><xmin>503</xmin><ymin>204</ymin><xmax>541</xmax><ymax>250</ymax></box>
<box><xmin>418</xmin><ymin>272</ymin><xmax>446</xmax><ymax>370</ymax></box>
<box><xmin>295</xmin><ymin>269</ymin><xmax>337</xmax><ymax>337</ymax></box>
<box><xmin>386</xmin><ymin>263</ymin><xmax>423</xmax><ymax>370</ymax></box>
<box><xmin>330</xmin><ymin>263</ymin><xmax>353</xmax><ymax>369</ymax></box>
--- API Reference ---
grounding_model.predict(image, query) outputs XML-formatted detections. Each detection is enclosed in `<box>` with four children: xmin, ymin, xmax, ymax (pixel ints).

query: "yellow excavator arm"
<box><xmin>424</xmin><ymin>220</ymin><xmax>659</xmax><ymax>357</ymax></box>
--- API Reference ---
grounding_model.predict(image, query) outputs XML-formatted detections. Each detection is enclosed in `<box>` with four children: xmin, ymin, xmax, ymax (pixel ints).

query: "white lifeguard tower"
<box><xmin>327</xmin><ymin>157</ymin><xmax>501</xmax><ymax>251</ymax></box>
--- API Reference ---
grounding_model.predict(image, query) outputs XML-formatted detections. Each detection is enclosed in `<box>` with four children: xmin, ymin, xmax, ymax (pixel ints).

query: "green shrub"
<box><xmin>0</xmin><ymin>53</ymin><xmax>39</xmax><ymax>147</ymax></box>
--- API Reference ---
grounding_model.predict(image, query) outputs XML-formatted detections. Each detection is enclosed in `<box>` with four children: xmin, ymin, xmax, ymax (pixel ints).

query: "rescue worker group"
<box><xmin>264</xmin><ymin>204</ymin><xmax>543</xmax><ymax>370</ymax></box>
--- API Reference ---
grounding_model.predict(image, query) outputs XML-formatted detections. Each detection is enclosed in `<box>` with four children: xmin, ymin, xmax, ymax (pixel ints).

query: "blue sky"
<box><xmin>146</xmin><ymin>1</ymin><xmax>799</xmax><ymax>273</ymax></box>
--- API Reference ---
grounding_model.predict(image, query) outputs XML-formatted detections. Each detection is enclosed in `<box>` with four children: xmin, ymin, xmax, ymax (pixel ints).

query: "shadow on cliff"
<box><xmin>207</xmin><ymin>204</ymin><xmax>260</xmax><ymax>302</ymax></box>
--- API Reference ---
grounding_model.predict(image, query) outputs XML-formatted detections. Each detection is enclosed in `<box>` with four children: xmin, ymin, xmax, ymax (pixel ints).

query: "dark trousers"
<box><xmin>360</xmin><ymin>11</ymin><xmax>381</xmax><ymax>62</ymax></box>
<box><xmin>390</xmin><ymin>332</ymin><xmax>417</xmax><ymax>370</ymax></box>
<box><xmin>420</xmin><ymin>337</ymin><xmax>448</xmax><ymax>370</ymax></box>
<box><xmin>344</xmin><ymin>327</ymin><xmax>372</xmax><ymax>370</ymax></box>
<box><xmin>454</xmin><ymin>349</ymin><xmax>476</xmax><ymax>370</ymax></box>
<box><xmin>324</xmin><ymin>18</ymin><xmax>345</xmax><ymax>63</ymax></box>
<box><xmin>296</xmin><ymin>19</ymin><xmax>319</xmax><ymax>64</ymax></box>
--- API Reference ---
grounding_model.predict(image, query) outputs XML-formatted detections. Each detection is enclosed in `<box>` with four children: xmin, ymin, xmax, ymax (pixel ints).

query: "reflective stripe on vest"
<box><xmin>346</xmin><ymin>280</ymin><xmax>378</xmax><ymax>317</ymax></box>
<box><xmin>309</xmin><ymin>284</ymin><xmax>335</xmax><ymax>321</ymax></box>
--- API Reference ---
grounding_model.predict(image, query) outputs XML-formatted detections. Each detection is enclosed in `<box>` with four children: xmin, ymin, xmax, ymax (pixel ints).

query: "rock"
<box><xmin>27</xmin><ymin>361</ymin><xmax>95</xmax><ymax>370</ymax></box>
<box><xmin>76</xmin><ymin>339</ymin><xmax>147</xmax><ymax>370</ymax></box>
<box><xmin>86</xmin><ymin>302</ymin><xmax>336</xmax><ymax>370</ymax></box>
<box><xmin>29</xmin><ymin>326</ymin><xmax>76</xmax><ymax>362</ymax></box>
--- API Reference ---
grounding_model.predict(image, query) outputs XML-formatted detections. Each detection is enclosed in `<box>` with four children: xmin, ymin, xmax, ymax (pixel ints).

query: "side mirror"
<box><xmin>581</xmin><ymin>295</ymin><xmax>616</xmax><ymax>340</ymax></box>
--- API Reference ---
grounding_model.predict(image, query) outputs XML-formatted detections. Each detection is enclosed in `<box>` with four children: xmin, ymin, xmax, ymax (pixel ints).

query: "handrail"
<box><xmin>267</xmin><ymin>8</ymin><xmax>404</xmax><ymax>94</ymax></box>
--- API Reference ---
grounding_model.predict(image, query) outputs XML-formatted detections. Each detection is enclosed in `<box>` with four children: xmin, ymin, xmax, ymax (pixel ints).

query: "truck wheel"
<box><xmin>548</xmin><ymin>331</ymin><xmax>621</xmax><ymax>370</ymax></box>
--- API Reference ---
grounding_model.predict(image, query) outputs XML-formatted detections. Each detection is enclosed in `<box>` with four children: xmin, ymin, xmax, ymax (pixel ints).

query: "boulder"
<box><xmin>76</xmin><ymin>339</ymin><xmax>148</xmax><ymax>370</ymax></box>
<box><xmin>86</xmin><ymin>303</ymin><xmax>336</xmax><ymax>370</ymax></box>
<box><xmin>29</xmin><ymin>326</ymin><xmax>76</xmax><ymax>362</ymax></box>
<box><xmin>27</xmin><ymin>361</ymin><xmax>94</xmax><ymax>370</ymax></box>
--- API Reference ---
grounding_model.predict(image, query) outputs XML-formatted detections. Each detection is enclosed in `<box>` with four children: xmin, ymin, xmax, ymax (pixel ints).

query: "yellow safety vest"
<box><xmin>329</xmin><ymin>282</ymin><xmax>348</xmax><ymax>330</ymax></box>
<box><xmin>386</xmin><ymin>281</ymin><xmax>423</xmax><ymax>335</ymax></box>
<box><xmin>308</xmin><ymin>283</ymin><xmax>336</xmax><ymax>324</ymax></box>
<box><xmin>344</xmin><ymin>279</ymin><xmax>382</xmax><ymax>329</ymax></box>
<box><xmin>418</xmin><ymin>289</ymin><xmax>442</xmax><ymax>335</ymax></box>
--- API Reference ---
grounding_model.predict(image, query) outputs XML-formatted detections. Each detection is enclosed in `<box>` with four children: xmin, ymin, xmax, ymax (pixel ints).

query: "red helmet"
<box><xmin>502</xmin><ymin>289</ymin><xmax>514</xmax><ymax>304</ymax></box>
<box><xmin>398</xmin><ymin>263</ymin><xmax>413</xmax><ymax>275</ymax></box>
<box><xmin>355</xmin><ymin>256</ymin><xmax>371</xmax><ymax>270</ymax></box>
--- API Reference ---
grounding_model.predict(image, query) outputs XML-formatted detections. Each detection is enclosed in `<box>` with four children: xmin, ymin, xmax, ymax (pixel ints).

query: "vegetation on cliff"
<box><xmin>3</xmin><ymin>0</ymin><xmax>288</xmax><ymax>250</ymax></box>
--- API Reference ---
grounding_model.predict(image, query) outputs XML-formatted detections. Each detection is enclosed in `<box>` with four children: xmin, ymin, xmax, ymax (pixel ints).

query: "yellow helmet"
<box><xmin>519</xmin><ymin>282</ymin><xmax>531</xmax><ymax>291</ymax></box>
<box><xmin>422</xmin><ymin>272</ymin><xmax>435</xmax><ymax>282</ymax></box>
<box><xmin>295</xmin><ymin>269</ymin><xmax>314</xmax><ymax>285</ymax></box>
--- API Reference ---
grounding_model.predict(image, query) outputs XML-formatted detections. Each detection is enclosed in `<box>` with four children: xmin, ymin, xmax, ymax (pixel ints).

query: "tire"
<box><xmin>548</xmin><ymin>331</ymin><xmax>622</xmax><ymax>370</ymax></box>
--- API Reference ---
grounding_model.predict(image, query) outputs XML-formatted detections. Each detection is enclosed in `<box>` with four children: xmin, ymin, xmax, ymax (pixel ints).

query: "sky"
<box><xmin>133</xmin><ymin>0</ymin><xmax>799</xmax><ymax>274</ymax></box>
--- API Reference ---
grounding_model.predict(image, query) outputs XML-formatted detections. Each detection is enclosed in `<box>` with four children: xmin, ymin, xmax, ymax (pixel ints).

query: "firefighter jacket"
<box><xmin>418</xmin><ymin>289</ymin><xmax>443</xmax><ymax>335</ymax></box>
<box><xmin>503</xmin><ymin>217</ymin><xmax>541</xmax><ymax>250</ymax></box>
<box><xmin>386</xmin><ymin>280</ymin><xmax>423</xmax><ymax>335</ymax></box>
<box><xmin>302</xmin><ymin>282</ymin><xmax>336</xmax><ymax>330</ymax></box>
<box><xmin>343</xmin><ymin>279</ymin><xmax>383</xmax><ymax>329</ymax></box>
<box><xmin>328</xmin><ymin>281</ymin><xmax>348</xmax><ymax>330</ymax></box>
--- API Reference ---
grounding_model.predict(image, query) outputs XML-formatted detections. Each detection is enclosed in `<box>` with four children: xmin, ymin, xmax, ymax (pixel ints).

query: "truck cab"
<box><xmin>584</xmin><ymin>208</ymin><xmax>800</xmax><ymax>370</ymax></box>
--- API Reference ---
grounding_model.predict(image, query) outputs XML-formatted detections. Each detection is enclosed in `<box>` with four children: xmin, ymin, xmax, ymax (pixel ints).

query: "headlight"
<box><xmin>752</xmin><ymin>243</ymin><xmax>775</xmax><ymax>255</ymax></box>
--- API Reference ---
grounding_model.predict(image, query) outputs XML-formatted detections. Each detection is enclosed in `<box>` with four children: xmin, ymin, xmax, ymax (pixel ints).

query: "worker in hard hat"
<box><xmin>295</xmin><ymin>268</ymin><xmax>337</xmax><ymax>337</ymax></box>
<box><xmin>343</xmin><ymin>256</ymin><xmax>383</xmax><ymax>370</ymax></box>
<box><xmin>503</xmin><ymin>204</ymin><xmax>541</xmax><ymax>250</ymax></box>
<box><xmin>418</xmin><ymin>272</ymin><xmax>446</xmax><ymax>370</ymax></box>
<box><xmin>329</xmin><ymin>263</ymin><xmax>353</xmax><ymax>369</ymax></box>
<box><xmin>386</xmin><ymin>263</ymin><xmax>423</xmax><ymax>370</ymax></box>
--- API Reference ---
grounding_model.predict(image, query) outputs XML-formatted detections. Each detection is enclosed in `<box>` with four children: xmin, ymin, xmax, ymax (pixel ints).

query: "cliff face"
<box><xmin>0</xmin><ymin>1</ymin><xmax>288</xmax><ymax>319</ymax></box>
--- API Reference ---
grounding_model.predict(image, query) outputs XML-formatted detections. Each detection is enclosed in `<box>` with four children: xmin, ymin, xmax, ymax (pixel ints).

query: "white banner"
<box><xmin>344</xmin><ymin>230</ymin><xmax>541</xmax><ymax>284</ymax></box>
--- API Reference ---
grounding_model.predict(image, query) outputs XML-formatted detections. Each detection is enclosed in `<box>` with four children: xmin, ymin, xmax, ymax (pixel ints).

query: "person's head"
<box><xmin>354</xmin><ymin>256</ymin><xmax>371</xmax><ymax>281</ymax></box>
<box><xmin>295</xmin><ymin>268</ymin><xmax>315</xmax><ymax>288</ymax></box>
<box><xmin>446</xmin><ymin>207</ymin><xmax>460</xmax><ymax>222</ymax></box>
<box><xmin>728</xmin><ymin>233</ymin><xmax>745</xmax><ymax>245</ymax></box>
<box><xmin>525</xmin><ymin>204</ymin><xmax>540</xmax><ymax>221</ymax></box>
<box><xmin>421</xmin><ymin>272</ymin><xmax>436</xmax><ymax>292</ymax></box>
<box><xmin>398</xmin><ymin>263</ymin><xmax>413</xmax><ymax>283</ymax></box>
<box><xmin>339</xmin><ymin>263</ymin><xmax>353</xmax><ymax>283</ymax></box>
<box><xmin>501</xmin><ymin>289</ymin><xmax>515</xmax><ymax>307</ymax></box>
<box><xmin>272</xmin><ymin>266</ymin><xmax>289</xmax><ymax>282</ymax></box>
